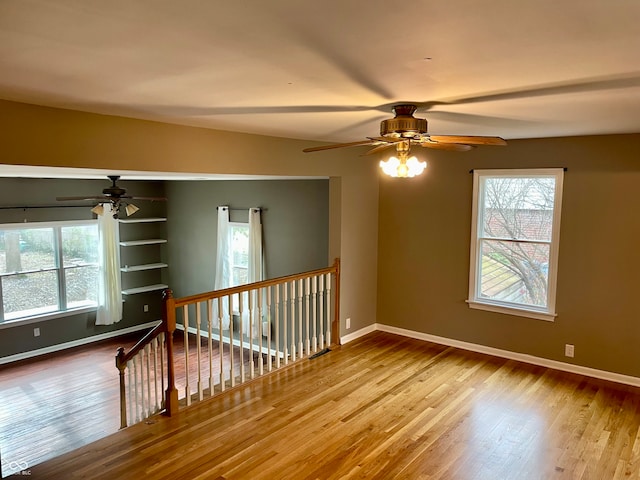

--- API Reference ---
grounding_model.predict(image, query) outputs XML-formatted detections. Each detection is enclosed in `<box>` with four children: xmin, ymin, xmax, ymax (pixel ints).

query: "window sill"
<box><xmin>0</xmin><ymin>305</ymin><xmax>97</xmax><ymax>330</ymax></box>
<box><xmin>466</xmin><ymin>300</ymin><xmax>556</xmax><ymax>322</ymax></box>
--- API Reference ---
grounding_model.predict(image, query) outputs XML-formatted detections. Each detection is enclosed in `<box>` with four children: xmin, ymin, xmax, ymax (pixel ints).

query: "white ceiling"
<box><xmin>1</xmin><ymin>0</ymin><xmax>640</xmax><ymax>148</ymax></box>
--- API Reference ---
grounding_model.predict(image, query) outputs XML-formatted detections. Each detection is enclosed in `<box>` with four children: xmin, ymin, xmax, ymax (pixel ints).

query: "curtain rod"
<box><xmin>218</xmin><ymin>206</ymin><xmax>267</xmax><ymax>212</ymax></box>
<box><xmin>0</xmin><ymin>204</ymin><xmax>92</xmax><ymax>210</ymax></box>
<box><xmin>469</xmin><ymin>167</ymin><xmax>568</xmax><ymax>173</ymax></box>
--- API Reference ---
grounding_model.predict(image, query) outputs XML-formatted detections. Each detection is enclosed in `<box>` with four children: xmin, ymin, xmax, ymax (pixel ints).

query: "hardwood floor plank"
<box><xmin>19</xmin><ymin>331</ymin><xmax>640</xmax><ymax>479</ymax></box>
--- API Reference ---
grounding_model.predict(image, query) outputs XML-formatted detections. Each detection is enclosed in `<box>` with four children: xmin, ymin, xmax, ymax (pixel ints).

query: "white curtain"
<box><xmin>242</xmin><ymin>208</ymin><xmax>264</xmax><ymax>337</ymax></box>
<box><xmin>96</xmin><ymin>203</ymin><xmax>123</xmax><ymax>325</ymax></box>
<box><xmin>214</xmin><ymin>206</ymin><xmax>231</xmax><ymax>329</ymax></box>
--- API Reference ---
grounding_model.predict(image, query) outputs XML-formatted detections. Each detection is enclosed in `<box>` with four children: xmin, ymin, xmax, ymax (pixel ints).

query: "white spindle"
<box><xmin>290</xmin><ymin>281</ymin><xmax>296</xmax><ymax>361</ymax></box>
<box><xmin>133</xmin><ymin>355</ymin><xmax>140</xmax><ymax>423</ymax></box>
<box><xmin>228</xmin><ymin>295</ymin><xmax>235</xmax><ymax>387</ymax></box>
<box><xmin>319</xmin><ymin>275</ymin><xmax>325</xmax><ymax>349</ymax></box>
<box><xmin>152</xmin><ymin>337</ymin><xmax>159</xmax><ymax>411</ymax></box>
<box><xmin>305</xmin><ymin>277</ymin><xmax>311</xmax><ymax>356</ymax></box>
<box><xmin>127</xmin><ymin>363</ymin><xmax>134</xmax><ymax>427</ymax></box>
<box><xmin>283</xmin><ymin>282</ymin><xmax>289</xmax><ymax>365</ymax></box>
<box><xmin>275</xmin><ymin>285</ymin><xmax>280</xmax><ymax>368</ymax></box>
<box><xmin>183</xmin><ymin>305</ymin><xmax>191</xmax><ymax>406</ymax></box>
<box><xmin>258</xmin><ymin>288</ymin><xmax>264</xmax><ymax>376</ymax></box>
<box><xmin>249</xmin><ymin>289</ymin><xmax>255</xmax><ymax>379</ymax></box>
<box><xmin>207</xmin><ymin>299</ymin><xmax>214</xmax><ymax>395</ymax></box>
<box><xmin>267</xmin><ymin>287</ymin><xmax>273</xmax><ymax>372</ymax></box>
<box><xmin>312</xmin><ymin>275</ymin><xmax>318</xmax><ymax>352</ymax></box>
<box><xmin>239</xmin><ymin>291</ymin><xmax>245</xmax><ymax>383</ymax></box>
<box><xmin>145</xmin><ymin>344</ymin><xmax>152</xmax><ymax>417</ymax></box>
<box><xmin>159</xmin><ymin>332</ymin><xmax>165</xmax><ymax>409</ymax></box>
<box><xmin>298</xmin><ymin>279</ymin><xmax>304</xmax><ymax>357</ymax></box>
<box><xmin>196</xmin><ymin>302</ymin><xmax>203</xmax><ymax>401</ymax></box>
<box><xmin>325</xmin><ymin>273</ymin><xmax>332</xmax><ymax>346</ymax></box>
<box><xmin>218</xmin><ymin>297</ymin><xmax>225</xmax><ymax>391</ymax></box>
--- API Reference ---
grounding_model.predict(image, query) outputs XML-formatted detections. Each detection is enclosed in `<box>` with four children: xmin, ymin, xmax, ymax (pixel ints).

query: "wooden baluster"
<box><xmin>283</xmin><ymin>282</ymin><xmax>289</xmax><ymax>365</ymax></box>
<box><xmin>218</xmin><ymin>297</ymin><xmax>225</xmax><ymax>392</ymax></box>
<box><xmin>298</xmin><ymin>279</ymin><xmax>304</xmax><ymax>358</ymax></box>
<box><xmin>325</xmin><ymin>273</ymin><xmax>332</xmax><ymax>346</ymax></box>
<box><xmin>275</xmin><ymin>284</ymin><xmax>280</xmax><ymax>369</ymax></box>
<box><xmin>162</xmin><ymin>289</ymin><xmax>178</xmax><ymax>417</ymax></box>
<box><xmin>183</xmin><ymin>305</ymin><xmax>191</xmax><ymax>406</ymax></box>
<box><xmin>228</xmin><ymin>295</ymin><xmax>235</xmax><ymax>388</ymax></box>
<box><xmin>239</xmin><ymin>291</ymin><xmax>245</xmax><ymax>384</ymax></box>
<box><xmin>267</xmin><ymin>286</ymin><xmax>273</xmax><ymax>372</ymax></box>
<box><xmin>312</xmin><ymin>275</ymin><xmax>318</xmax><ymax>352</ymax></box>
<box><xmin>319</xmin><ymin>275</ymin><xmax>325</xmax><ymax>350</ymax></box>
<box><xmin>305</xmin><ymin>277</ymin><xmax>311</xmax><ymax>356</ymax></box>
<box><xmin>196</xmin><ymin>302</ymin><xmax>203</xmax><ymax>401</ymax></box>
<box><xmin>116</xmin><ymin>347</ymin><xmax>127</xmax><ymax>429</ymax></box>
<box><xmin>207</xmin><ymin>299</ymin><xmax>214</xmax><ymax>396</ymax></box>
<box><xmin>258</xmin><ymin>287</ymin><xmax>264</xmax><ymax>376</ymax></box>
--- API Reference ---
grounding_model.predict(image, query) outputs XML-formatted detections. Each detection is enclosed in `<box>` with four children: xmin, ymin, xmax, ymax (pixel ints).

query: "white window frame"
<box><xmin>229</xmin><ymin>222</ymin><xmax>250</xmax><ymax>288</ymax></box>
<box><xmin>467</xmin><ymin>168</ymin><xmax>564</xmax><ymax>321</ymax></box>
<box><xmin>0</xmin><ymin>220</ymin><xmax>99</xmax><ymax>326</ymax></box>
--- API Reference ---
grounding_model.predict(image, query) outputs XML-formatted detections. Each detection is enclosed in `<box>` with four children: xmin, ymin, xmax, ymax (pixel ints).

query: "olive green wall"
<box><xmin>165</xmin><ymin>179</ymin><xmax>329</xmax><ymax>298</ymax></box>
<box><xmin>0</xmin><ymin>177</ymin><xmax>166</xmax><ymax>358</ymax></box>
<box><xmin>377</xmin><ymin>134</ymin><xmax>640</xmax><ymax>377</ymax></box>
<box><xmin>0</xmin><ymin>99</ymin><xmax>379</xmax><ymax>339</ymax></box>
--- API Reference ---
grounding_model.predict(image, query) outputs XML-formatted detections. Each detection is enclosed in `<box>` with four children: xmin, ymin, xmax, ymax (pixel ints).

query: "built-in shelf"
<box><xmin>122</xmin><ymin>284</ymin><xmax>168</xmax><ymax>295</ymax></box>
<box><xmin>119</xmin><ymin>239</ymin><xmax>167</xmax><ymax>247</ymax></box>
<box><xmin>120</xmin><ymin>263</ymin><xmax>168</xmax><ymax>273</ymax></box>
<box><xmin>119</xmin><ymin>217</ymin><xmax>167</xmax><ymax>224</ymax></box>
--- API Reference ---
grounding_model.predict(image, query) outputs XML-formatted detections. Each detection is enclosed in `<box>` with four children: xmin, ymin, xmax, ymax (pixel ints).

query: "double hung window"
<box><xmin>468</xmin><ymin>169</ymin><xmax>564</xmax><ymax>321</ymax></box>
<box><xmin>0</xmin><ymin>221</ymin><xmax>98</xmax><ymax>323</ymax></box>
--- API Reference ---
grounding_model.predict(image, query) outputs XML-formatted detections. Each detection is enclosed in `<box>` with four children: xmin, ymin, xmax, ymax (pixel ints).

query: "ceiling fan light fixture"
<box><xmin>125</xmin><ymin>203</ymin><xmax>140</xmax><ymax>216</ymax></box>
<box><xmin>91</xmin><ymin>204</ymin><xmax>104</xmax><ymax>216</ymax></box>
<box><xmin>380</xmin><ymin>155</ymin><xmax>426</xmax><ymax>178</ymax></box>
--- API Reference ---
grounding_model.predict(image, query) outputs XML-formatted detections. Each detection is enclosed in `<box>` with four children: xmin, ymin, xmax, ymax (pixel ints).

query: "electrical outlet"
<box><xmin>565</xmin><ymin>344</ymin><xmax>575</xmax><ymax>358</ymax></box>
<box><xmin>33</xmin><ymin>327</ymin><xmax>40</xmax><ymax>337</ymax></box>
<box><xmin>346</xmin><ymin>317</ymin><xmax>351</xmax><ymax>329</ymax></box>
<box><xmin>143</xmin><ymin>304</ymin><xmax>149</xmax><ymax>313</ymax></box>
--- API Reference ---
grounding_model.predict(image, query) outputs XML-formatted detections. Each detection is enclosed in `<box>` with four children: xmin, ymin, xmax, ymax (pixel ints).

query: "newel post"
<box><xmin>115</xmin><ymin>347</ymin><xmax>127</xmax><ymax>429</ymax></box>
<box><xmin>163</xmin><ymin>289</ymin><xmax>179</xmax><ymax>417</ymax></box>
<box><xmin>332</xmin><ymin>258</ymin><xmax>341</xmax><ymax>346</ymax></box>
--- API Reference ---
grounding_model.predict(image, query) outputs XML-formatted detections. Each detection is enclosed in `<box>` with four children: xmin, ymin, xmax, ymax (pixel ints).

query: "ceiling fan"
<box><xmin>302</xmin><ymin>104</ymin><xmax>507</xmax><ymax>177</ymax></box>
<box><xmin>56</xmin><ymin>175</ymin><xmax>167</xmax><ymax>218</ymax></box>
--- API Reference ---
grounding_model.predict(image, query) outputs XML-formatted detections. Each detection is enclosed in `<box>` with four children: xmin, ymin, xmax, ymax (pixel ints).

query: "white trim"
<box><xmin>0</xmin><ymin>321</ymin><xmax>160</xmax><ymax>365</ymax></box>
<box><xmin>466</xmin><ymin>300</ymin><xmax>556</xmax><ymax>322</ymax></box>
<box><xmin>341</xmin><ymin>323</ymin><xmax>640</xmax><ymax>388</ymax></box>
<box><xmin>0</xmin><ymin>305</ymin><xmax>97</xmax><ymax>329</ymax></box>
<box><xmin>340</xmin><ymin>323</ymin><xmax>376</xmax><ymax>344</ymax></box>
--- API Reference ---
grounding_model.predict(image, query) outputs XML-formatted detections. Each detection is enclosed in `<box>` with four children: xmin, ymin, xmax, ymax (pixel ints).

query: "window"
<box><xmin>0</xmin><ymin>221</ymin><xmax>98</xmax><ymax>323</ymax></box>
<box><xmin>229</xmin><ymin>222</ymin><xmax>250</xmax><ymax>287</ymax></box>
<box><xmin>468</xmin><ymin>169</ymin><xmax>564</xmax><ymax>321</ymax></box>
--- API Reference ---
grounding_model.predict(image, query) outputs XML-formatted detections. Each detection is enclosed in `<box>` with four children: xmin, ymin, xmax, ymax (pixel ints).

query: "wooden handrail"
<box><xmin>173</xmin><ymin>259</ymin><xmax>340</xmax><ymax>307</ymax></box>
<box><xmin>117</xmin><ymin>321</ymin><xmax>163</xmax><ymax>366</ymax></box>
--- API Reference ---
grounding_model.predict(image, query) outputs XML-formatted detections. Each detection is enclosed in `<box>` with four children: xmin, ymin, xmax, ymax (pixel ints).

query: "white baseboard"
<box><xmin>176</xmin><ymin>324</ymin><xmax>284</xmax><ymax>358</ymax></box>
<box><xmin>342</xmin><ymin>323</ymin><xmax>640</xmax><ymax>388</ymax></box>
<box><xmin>0</xmin><ymin>321</ymin><xmax>160</xmax><ymax>365</ymax></box>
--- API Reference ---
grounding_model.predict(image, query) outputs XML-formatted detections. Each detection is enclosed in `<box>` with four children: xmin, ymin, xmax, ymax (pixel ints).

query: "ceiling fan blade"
<box><xmin>418</xmin><ymin>141</ymin><xmax>474</xmax><ymax>152</ymax></box>
<box><xmin>367</xmin><ymin>136</ymin><xmax>405</xmax><ymax>144</ymax></box>
<box><xmin>303</xmin><ymin>139</ymin><xmax>375</xmax><ymax>153</ymax></box>
<box><xmin>129</xmin><ymin>196</ymin><xmax>168</xmax><ymax>201</ymax></box>
<box><xmin>56</xmin><ymin>195</ymin><xmax>109</xmax><ymax>202</ymax></box>
<box><xmin>428</xmin><ymin>135</ymin><xmax>507</xmax><ymax>146</ymax></box>
<box><xmin>361</xmin><ymin>143</ymin><xmax>397</xmax><ymax>156</ymax></box>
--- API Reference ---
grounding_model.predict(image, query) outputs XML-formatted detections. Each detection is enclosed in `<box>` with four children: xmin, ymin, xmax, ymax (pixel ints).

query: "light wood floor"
<box><xmin>27</xmin><ymin>331</ymin><xmax>640</xmax><ymax>479</ymax></box>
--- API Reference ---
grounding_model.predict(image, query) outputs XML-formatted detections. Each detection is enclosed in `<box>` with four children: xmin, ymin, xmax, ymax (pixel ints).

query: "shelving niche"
<box><xmin>119</xmin><ymin>217</ymin><xmax>168</xmax><ymax>296</ymax></box>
